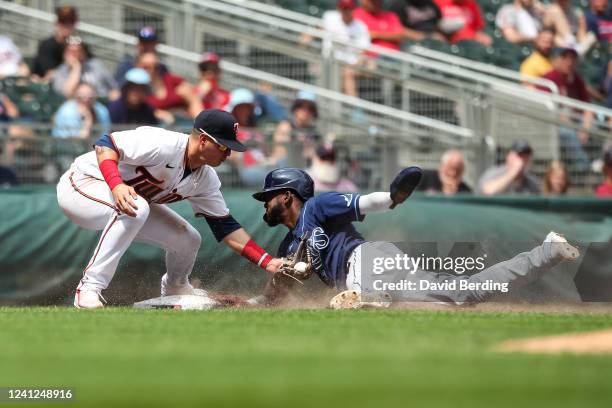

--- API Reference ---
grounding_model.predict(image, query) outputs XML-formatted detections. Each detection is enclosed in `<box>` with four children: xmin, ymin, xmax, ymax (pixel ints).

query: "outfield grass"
<box><xmin>0</xmin><ymin>308</ymin><xmax>611</xmax><ymax>408</ymax></box>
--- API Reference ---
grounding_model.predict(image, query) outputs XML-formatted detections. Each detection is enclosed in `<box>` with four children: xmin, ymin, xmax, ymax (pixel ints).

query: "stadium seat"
<box><xmin>0</xmin><ymin>77</ymin><xmax>65</xmax><ymax>122</ymax></box>
<box><xmin>455</xmin><ymin>40</ymin><xmax>495</xmax><ymax>64</ymax></box>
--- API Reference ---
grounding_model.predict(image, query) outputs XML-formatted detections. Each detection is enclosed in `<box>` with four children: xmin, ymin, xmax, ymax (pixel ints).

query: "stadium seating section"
<box><xmin>272</xmin><ymin>0</ymin><xmax>611</xmax><ymax>97</ymax></box>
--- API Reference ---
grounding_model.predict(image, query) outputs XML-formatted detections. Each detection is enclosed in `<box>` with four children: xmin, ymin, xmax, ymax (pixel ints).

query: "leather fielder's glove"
<box><xmin>389</xmin><ymin>166</ymin><xmax>423</xmax><ymax>209</ymax></box>
<box><xmin>273</xmin><ymin>259</ymin><xmax>312</xmax><ymax>284</ymax></box>
<box><xmin>271</xmin><ymin>236</ymin><xmax>313</xmax><ymax>290</ymax></box>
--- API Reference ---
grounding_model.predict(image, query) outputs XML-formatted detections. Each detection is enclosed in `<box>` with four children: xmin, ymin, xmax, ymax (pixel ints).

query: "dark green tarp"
<box><xmin>1</xmin><ymin>187</ymin><xmax>610</xmax><ymax>304</ymax></box>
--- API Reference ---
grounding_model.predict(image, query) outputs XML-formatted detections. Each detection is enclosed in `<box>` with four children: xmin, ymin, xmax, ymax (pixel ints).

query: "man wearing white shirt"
<box><xmin>322</xmin><ymin>0</ymin><xmax>371</xmax><ymax>96</ymax></box>
<box><xmin>496</xmin><ymin>0</ymin><xmax>546</xmax><ymax>44</ymax></box>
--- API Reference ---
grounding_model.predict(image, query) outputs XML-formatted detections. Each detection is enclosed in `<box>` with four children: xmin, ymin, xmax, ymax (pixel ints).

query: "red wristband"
<box><xmin>241</xmin><ymin>239</ymin><xmax>273</xmax><ymax>269</ymax></box>
<box><xmin>99</xmin><ymin>159</ymin><xmax>123</xmax><ymax>191</ymax></box>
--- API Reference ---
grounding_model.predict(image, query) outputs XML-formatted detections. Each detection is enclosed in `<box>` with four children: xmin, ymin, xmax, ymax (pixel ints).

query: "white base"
<box><xmin>133</xmin><ymin>295</ymin><xmax>220</xmax><ymax>310</ymax></box>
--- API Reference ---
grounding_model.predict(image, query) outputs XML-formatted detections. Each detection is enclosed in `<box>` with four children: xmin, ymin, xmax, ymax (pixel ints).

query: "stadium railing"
<box><xmin>0</xmin><ymin>1</ymin><xmax>479</xmax><ymax>188</ymax></box>
<box><xmin>0</xmin><ymin>122</ymin><xmax>480</xmax><ymax>189</ymax></box>
<box><xmin>96</xmin><ymin>0</ymin><xmax>612</xmax><ymax>189</ymax></box>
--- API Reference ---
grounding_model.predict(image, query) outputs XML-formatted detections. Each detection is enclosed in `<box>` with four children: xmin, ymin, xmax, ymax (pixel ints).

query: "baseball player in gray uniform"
<box><xmin>250</xmin><ymin>167</ymin><xmax>581</xmax><ymax>308</ymax></box>
<box><xmin>57</xmin><ymin>109</ymin><xmax>283</xmax><ymax>309</ymax></box>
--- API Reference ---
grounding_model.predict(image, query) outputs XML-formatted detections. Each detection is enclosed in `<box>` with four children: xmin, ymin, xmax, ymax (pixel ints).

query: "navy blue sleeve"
<box><xmin>277</xmin><ymin>231</ymin><xmax>294</xmax><ymax>257</ymax></box>
<box><xmin>313</xmin><ymin>192</ymin><xmax>365</xmax><ymax>224</ymax></box>
<box><xmin>203</xmin><ymin>214</ymin><xmax>242</xmax><ymax>242</ymax></box>
<box><xmin>93</xmin><ymin>134</ymin><xmax>115</xmax><ymax>150</ymax></box>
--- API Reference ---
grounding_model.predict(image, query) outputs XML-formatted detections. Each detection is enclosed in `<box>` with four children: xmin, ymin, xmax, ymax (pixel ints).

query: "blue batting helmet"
<box><xmin>252</xmin><ymin>168</ymin><xmax>314</xmax><ymax>202</ymax></box>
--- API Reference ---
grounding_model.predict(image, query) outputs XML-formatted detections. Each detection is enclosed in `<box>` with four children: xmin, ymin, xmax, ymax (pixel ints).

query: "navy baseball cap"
<box><xmin>193</xmin><ymin>109</ymin><xmax>247</xmax><ymax>152</ymax></box>
<box><xmin>138</xmin><ymin>26</ymin><xmax>157</xmax><ymax>42</ymax></box>
<box><xmin>511</xmin><ymin>140</ymin><xmax>533</xmax><ymax>155</ymax></box>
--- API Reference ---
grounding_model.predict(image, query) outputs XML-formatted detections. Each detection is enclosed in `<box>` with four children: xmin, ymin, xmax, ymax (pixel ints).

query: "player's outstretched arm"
<box><xmin>95</xmin><ymin>145</ymin><xmax>139</xmax><ymax>216</ymax></box>
<box><xmin>359</xmin><ymin>192</ymin><xmax>394</xmax><ymax>214</ymax></box>
<box><xmin>222</xmin><ymin>228</ymin><xmax>283</xmax><ymax>274</ymax></box>
<box><xmin>358</xmin><ymin>166</ymin><xmax>423</xmax><ymax>213</ymax></box>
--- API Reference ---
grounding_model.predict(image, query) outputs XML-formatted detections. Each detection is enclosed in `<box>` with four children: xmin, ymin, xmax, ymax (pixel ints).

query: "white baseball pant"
<box><xmin>57</xmin><ymin>167</ymin><xmax>201</xmax><ymax>292</ymax></box>
<box><xmin>345</xmin><ymin>241</ymin><xmax>564</xmax><ymax>303</ymax></box>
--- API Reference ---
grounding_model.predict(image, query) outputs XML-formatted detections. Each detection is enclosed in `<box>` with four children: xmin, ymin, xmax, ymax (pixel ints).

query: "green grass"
<box><xmin>1</xmin><ymin>308</ymin><xmax>612</xmax><ymax>408</ymax></box>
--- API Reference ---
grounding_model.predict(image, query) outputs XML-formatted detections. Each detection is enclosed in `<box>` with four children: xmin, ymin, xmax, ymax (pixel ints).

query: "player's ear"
<box><xmin>199</xmin><ymin>135</ymin><xmax>208</xmax><ymax>149</ymax></box>
<box><xmin>283</xmin><ymin>190</ymin><xmax>293</xmax><ymax>205</ymax></box>
<box><xmin>288</xmin><ymin>191</ymin><xmax>300</xmax><ymax>207</ymax></box>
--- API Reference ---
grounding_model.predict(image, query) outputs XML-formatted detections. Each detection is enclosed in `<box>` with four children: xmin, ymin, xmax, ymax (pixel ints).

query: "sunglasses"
<box><xmin>198</xmin><ymin>128</ymin><xmax>229</xmax><ymax>152</ymax></box>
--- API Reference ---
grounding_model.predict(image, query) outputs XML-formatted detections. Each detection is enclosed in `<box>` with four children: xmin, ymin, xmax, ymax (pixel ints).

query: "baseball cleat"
<box><xmin>544</xmin><ymin>231</ymin><xmax>580</xmax><ymax>261</ymax></box>
<box><xmin>74</xmin><ymin>289</ymin><xmax>105</xmax><ymax>309</ymax></box>
<box><xmin>330</xmin><ymin>290</ymin><xmax>361</xmax><ymax>309</ymax></box>
<box><xmin>161</xmin><ymin>274</ymin><xmax>208</xmax><ymax>297</ymax></box>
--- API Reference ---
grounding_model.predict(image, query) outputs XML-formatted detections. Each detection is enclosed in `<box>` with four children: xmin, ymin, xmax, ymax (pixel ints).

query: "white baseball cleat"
<box><xmin>329</xmin><ymin>290</ymin><xmax>392</xmax><ymax>310</ymax></box>
<box><xmin>544</xmin><ymin>231</ymin><xmax>580</xmax><ymax>261</ymax></box>
<box><xmin>74</xmin><ymin>289</ymin><xmax>105</xmax><ymax>309</ymax></box>
<box><xmin>160</xmin><ymin>274</ymin><xmax>208</xmax><ymax>297</ymax></box>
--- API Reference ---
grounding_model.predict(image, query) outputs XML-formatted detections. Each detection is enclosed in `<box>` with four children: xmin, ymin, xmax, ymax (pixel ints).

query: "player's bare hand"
<box><xmin>112</xmin><ymin>184</ymin><xmax>139</xmax><ymax>216</ymax></box>
<box><xmin>265</xmin><ymin>258</ymin><xmax>285</xmax><ymax>275</ymax></box>
<box><xmin>506</xmin><ymin>151</ymin><xmax>525</xmax><ymax>175</ymax></box>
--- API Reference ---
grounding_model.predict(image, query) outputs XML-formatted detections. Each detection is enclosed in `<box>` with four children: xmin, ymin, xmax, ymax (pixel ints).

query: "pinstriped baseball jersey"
<box><xmin>73</xmin><ymin>126</ymin><xmax>229</xmax><ymax>218</ymax></box>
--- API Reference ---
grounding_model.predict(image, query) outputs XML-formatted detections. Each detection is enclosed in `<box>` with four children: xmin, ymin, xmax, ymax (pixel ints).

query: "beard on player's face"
<box><xmin>263</xmin><ymin>201</ymin><xmax>284</xmax><ymax>226</ymax></box>
<box><xmin>263</xmin><ymin>192</ymin><xmax>289</xmax><ymax>226</ymax></box>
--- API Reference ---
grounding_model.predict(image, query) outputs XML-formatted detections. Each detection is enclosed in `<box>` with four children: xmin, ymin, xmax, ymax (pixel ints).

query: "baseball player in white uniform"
<box><xmin>57</xmin><ymin>109</ymin><xmax>284</xmax><ymax>309</ymax></box>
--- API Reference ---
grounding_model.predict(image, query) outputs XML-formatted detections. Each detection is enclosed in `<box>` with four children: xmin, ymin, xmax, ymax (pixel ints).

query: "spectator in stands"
<box><xmin>0</xmin><ymin>36</ymin><xmax>30</xmax><ymax>78</ymax></box>
<box><xmin>53</xmin><ymin>36</ymin><xmax>119</xmax><ymax>100</ymax></box>
<box><xmin>226</xmin><ymin>88</ymin><xmax>270</xmax><ymax>187</ymax></box>
<box><xmin>137</xmin><ymin>51</ymin><xmax>202</xmax><ymax>123</ymax></box>
<box><xmin>354</xmin><ymin>0</ymin><xmax>406</xmax><ymax>50</ymax></box>
<box><xmin>540</xmin><ymin>46</ymin><xmax>592</xmax><ymax>171</ymax></box>
<box><xmin>0</xmin><ymin>93</ymin><xmax>22</xmax><ymax>142</ymax></box>
<box><xmin>52</xmin><ymin>82</ymin><xmax>111</xmax><ymax>139</ymax></box>
<box><xmin>307</xmin><ymin>143</ymin><xmax>358</xmax><ymax>192</ymax></box>
<box><xmin>272</xmin><ymin>91</ymin><xmax>321</xmax><ymax>168</ymax></box>
<box><xmin>107</xmin><ymin>68</ymin><xmax>157</xmax><ymax>126</ymax></box>
<box><xmin>0</xmin><ymin>93</ymin><xmax>19</xmax><ymax>123</ymax></box>
<box><xmin>321</xmin><ymin>0</ymin><xmax>371</xmax><ymax>97</ymax></box>
<box><xmin>115</xmin><ymin>26</ymin><xmax>167</xmax><ymax>84</ymax></box>
<box><xmin>595</xmin><ymin>146</ymin><xmax>612</xmax><ymax>197</ymax></box>
<box><xmin>32</xmin><ymin>6</ymin><xmax>77</xmax><ymax>80</ymax></box>
<box><xmin>520</xmin><ymin>29</ymin><xmax>555</xmax><ymax>81</ymax></box>
<box><xmin>583</xmin><ymin>0</ymin><xmax>612</xmax><ymax>43</ymax></box>
<box><xmin>389</xmin><ymin>0</ymin><xmax>446</xmax><ymax>41</ymax></box>
<box><xmin>495</xmin><ymin>0</ymin><xmax>546</xmax><ymax>44</ymax></box>
<box><xmin>543</xmin><ymin>160</ymin><xmax>569</xmax><ymax>194</ymax></box>
<box><xmin>194</xmin><ymin>52</ymin><xmax>230</xmax><ymax>110</ymax></box>
<box><xmin>434</xmin><ymin>0</ymin><xmax>492</xmax><ymax>45</ymax></box>
<box><xmin>541</xmin><ymin>47</ymin><xmax>590</xmax><ymax>103</ymax></box>
<box><xmin>418</xmin><ymin>149</ymin><xmax>471</xmax><ymax>195</ymax></box>
<box><xmin>478</xmin><ymin>141</ymin><xmax>540</xmax><ymax>195</ymax></box>
<box><xmin>543</xmin><ymin>0</ymin><xmax>594</xmax><ymax>53</ymax></box>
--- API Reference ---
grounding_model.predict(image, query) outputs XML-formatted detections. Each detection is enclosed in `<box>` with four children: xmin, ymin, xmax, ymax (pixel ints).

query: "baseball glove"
<box><xmin>272</xmin><ymin>236</ymin><xmax>313</xmax><ymax>286</ymax></box>
<box><xmin>389</xmin><ymin>166</ymin><xmax>423</xmax><ymax>209</ymax></box>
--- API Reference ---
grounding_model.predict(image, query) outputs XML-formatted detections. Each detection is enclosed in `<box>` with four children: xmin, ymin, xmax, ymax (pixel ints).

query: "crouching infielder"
<box><xmin>57</xmin><ymin>109</ymin><xmax>283</xmax><ymax>309</ymax></box>
<box><xmin>250</xmin><ymin>167</ymin><xmax>579</xmax><ymax>308</ymax></box>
